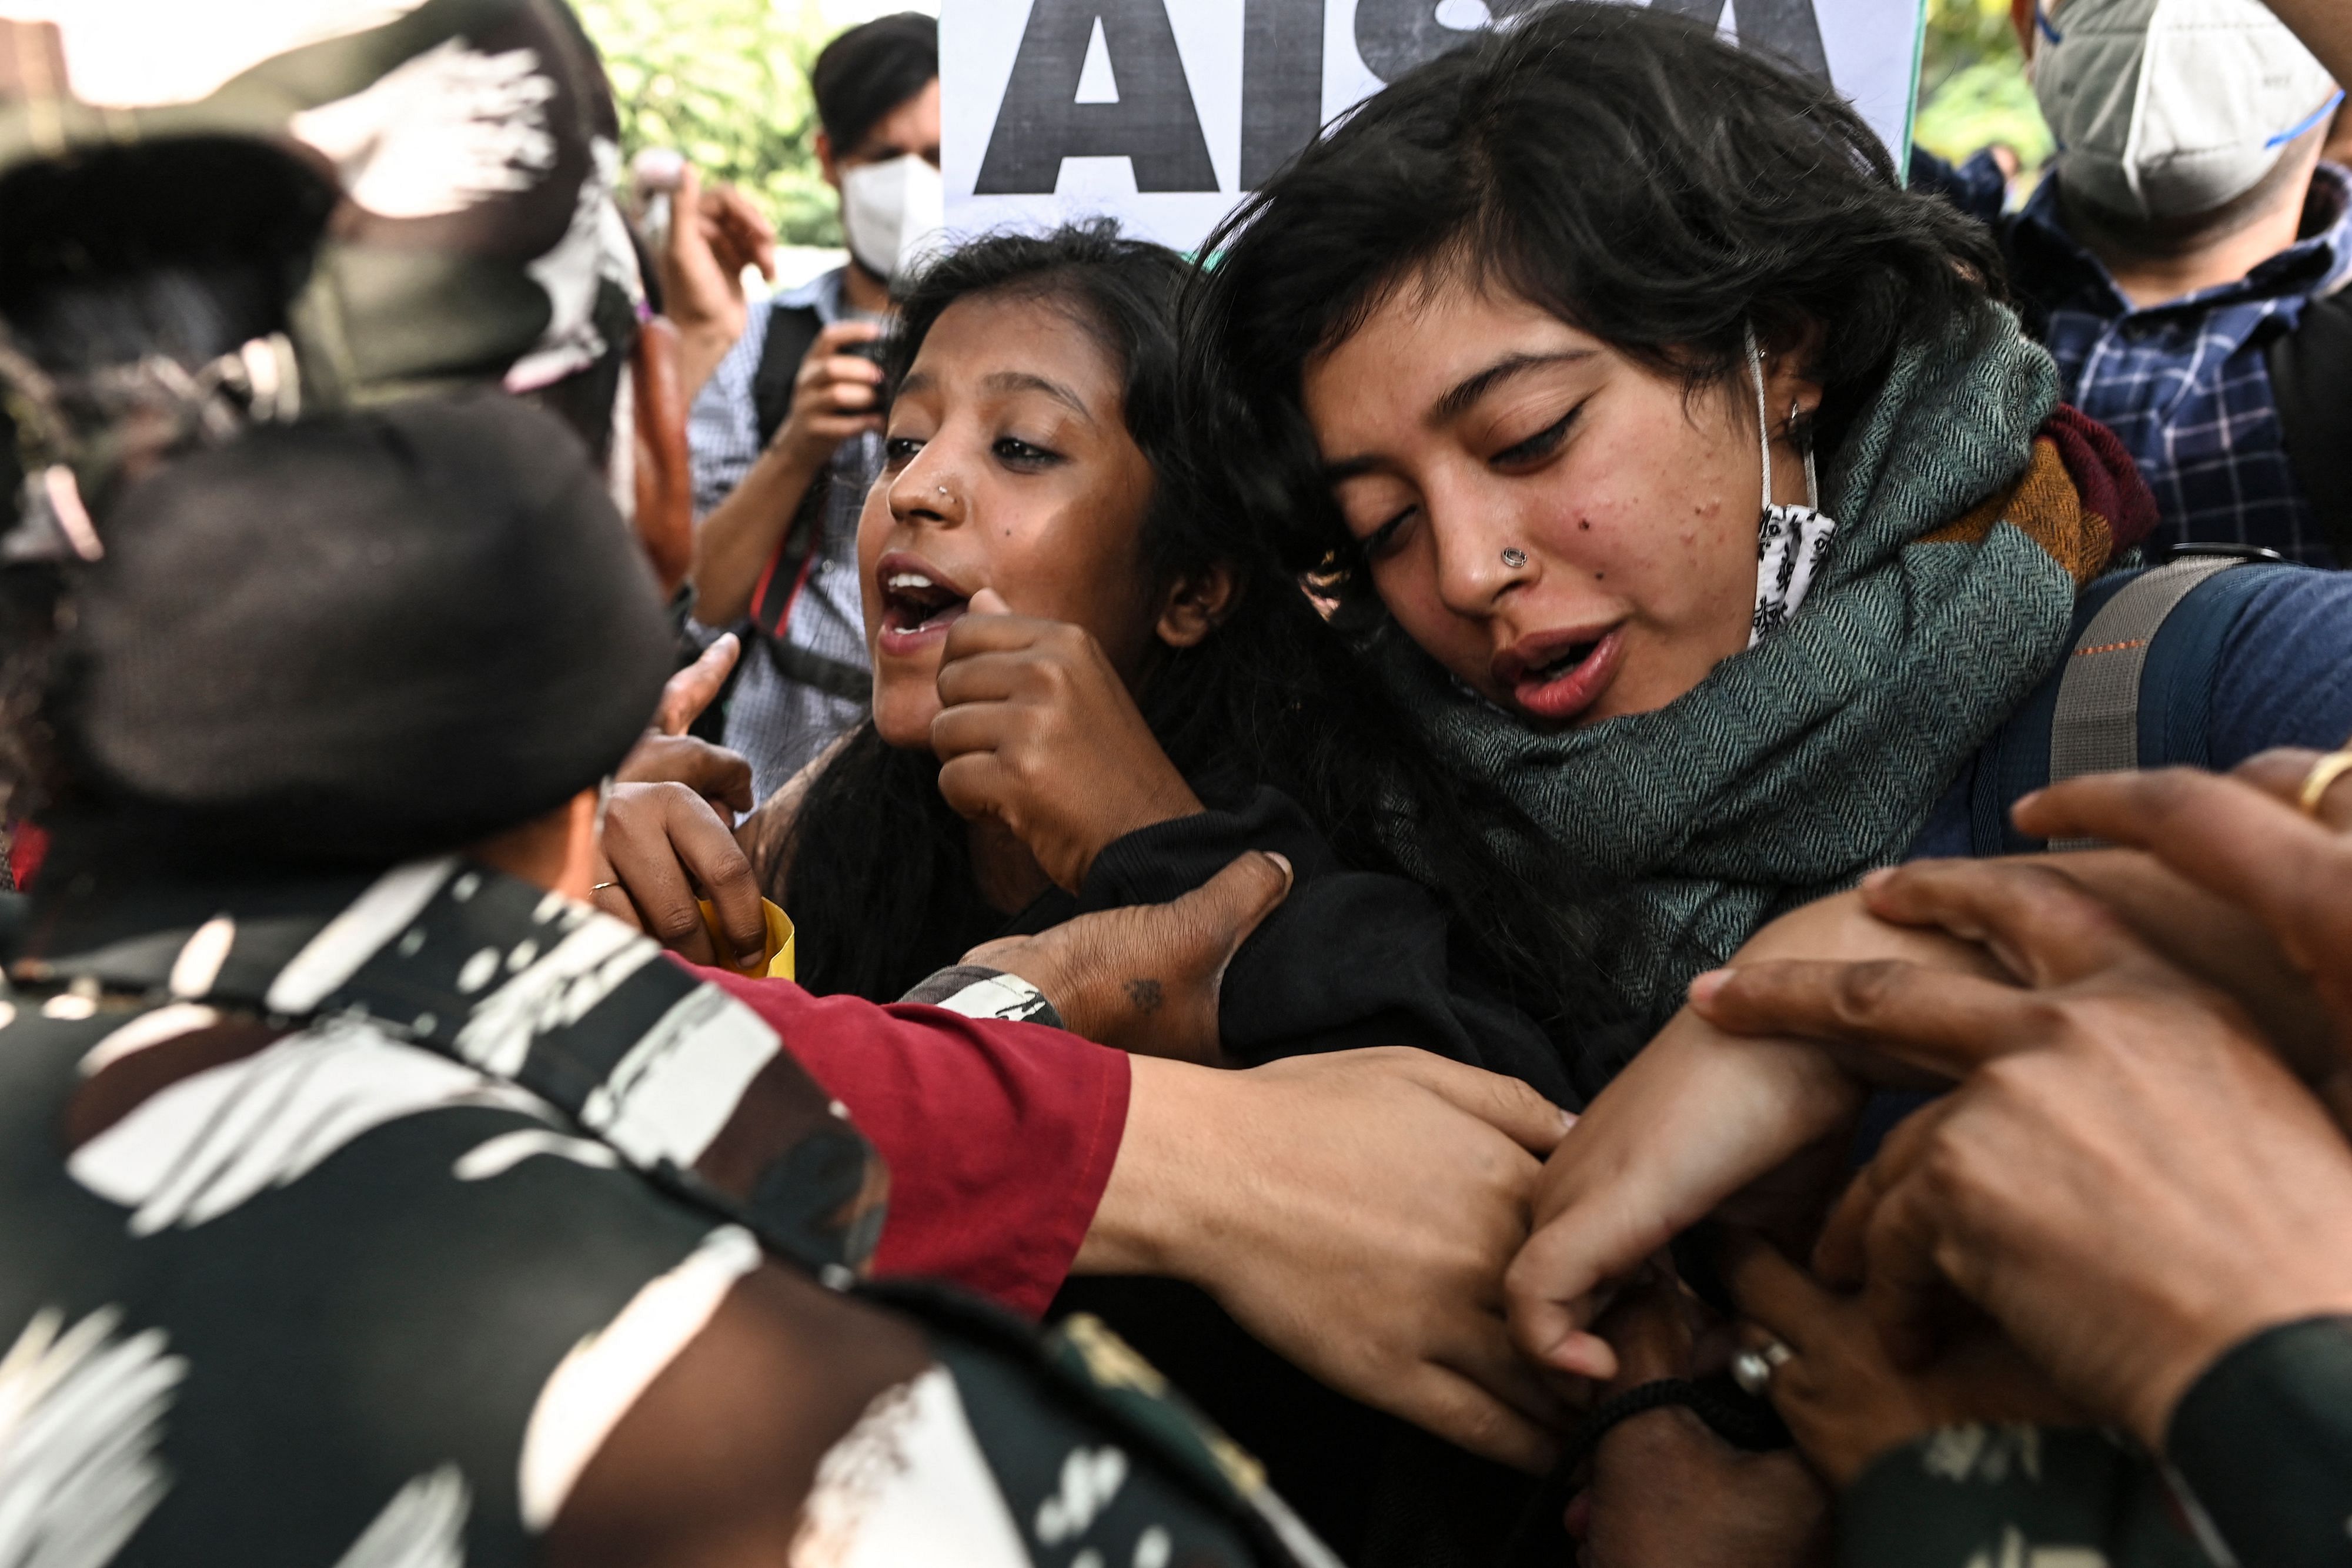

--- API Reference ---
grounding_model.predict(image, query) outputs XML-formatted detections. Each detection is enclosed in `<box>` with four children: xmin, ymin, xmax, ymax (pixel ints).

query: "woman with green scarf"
<box><xmin>1191</xmin><ymin>0</ymin><xmax>2352</xmax><ymax>1544</ymax></box>
<box><xmin>1189</xmin><ymin>0</ymin><xmax>2352</xmax><ymax>1079</ymax></box>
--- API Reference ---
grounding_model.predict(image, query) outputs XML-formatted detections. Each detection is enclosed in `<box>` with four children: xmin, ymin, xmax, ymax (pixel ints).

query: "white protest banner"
<box><xmin>943</xmin><ymin>0</ymin><xmax>1927</xmax><ymax>254</ymax></box>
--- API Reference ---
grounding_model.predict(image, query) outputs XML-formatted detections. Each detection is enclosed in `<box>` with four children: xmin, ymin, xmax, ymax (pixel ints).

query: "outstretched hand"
<box><xmin>1090</xmin><ymin>1047</ymin><xmax>1579</xmax><ymax>1472</ymax></box>
<box><xmin>617</xmin><ymin>635</ymin><xmax>754</xmax><ymax>816</ymax></box>
<box><xmin>967</xmin><ymin>850</ymin><xmax>1291</xmax><ymax>1064</ymax></box>
<box><xmin>2013</xmin><ymin>751</ymin><xmax>2352</xmax><ymax>1061</ymax></box>
<box><xmin>933</xmin><ymin>590</ymin><xmax>1205</xmax><ymax>891</ymax></box>
<box><xmin>1721</xmin><ymin>1234</ymin><xmax>2082</xmax><ymax>1488</ymax></box>
<box><xmin>1695</xmin><ymin>856</ymin><xmax>2352</xmax><ymax>1448</ymax></box>
<box><xmin>657</xmin><ymin>633</ymin><xmax>741</xmax><ymax>737</ymax></box>
<box><xmin>1503</xmin><ymin>892</ymin><xmax>1993</xmax><ymax>1385</ymax></box>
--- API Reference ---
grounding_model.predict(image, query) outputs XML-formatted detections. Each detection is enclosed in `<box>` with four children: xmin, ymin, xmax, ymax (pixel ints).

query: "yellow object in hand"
<box><xmin>695</xmin><ymin>898</ymin><xmax>796</xmax><ymax>981</ymax></box>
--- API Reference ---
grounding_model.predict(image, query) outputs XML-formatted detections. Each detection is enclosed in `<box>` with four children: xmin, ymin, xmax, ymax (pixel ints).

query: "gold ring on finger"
<box><xmin>2297</xmin><ymin>750</ymin><xmax>2352</xmax><ymax>819</ymax></box>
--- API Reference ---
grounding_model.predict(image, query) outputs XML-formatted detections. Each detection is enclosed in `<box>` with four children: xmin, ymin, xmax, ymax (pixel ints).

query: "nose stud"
<box><xmin>1501</xmin><ymin>548</ymin><xmax>1528</xmax><ymax>570</ymax></box>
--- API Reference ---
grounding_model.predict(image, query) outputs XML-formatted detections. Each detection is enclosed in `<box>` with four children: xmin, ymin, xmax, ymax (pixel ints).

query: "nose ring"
<box><xmin>1501</xmin><ymin>548</ymin><xmax>1528</xmax><ymax>570</ymax></box>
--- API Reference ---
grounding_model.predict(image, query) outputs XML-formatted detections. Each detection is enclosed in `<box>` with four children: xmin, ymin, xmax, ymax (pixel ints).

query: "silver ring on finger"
<box><xmin>1730</xmin><ymin>1338</ymin><xmax>1794</xmax><ymax>1396</ymax></box>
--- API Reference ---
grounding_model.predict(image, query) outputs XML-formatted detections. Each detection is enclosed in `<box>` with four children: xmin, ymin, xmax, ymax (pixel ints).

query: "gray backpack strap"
<box><xmin>2044</xmin><ymin>555</ymin><xmax>2241</xmax><ymax>848</ymax></box>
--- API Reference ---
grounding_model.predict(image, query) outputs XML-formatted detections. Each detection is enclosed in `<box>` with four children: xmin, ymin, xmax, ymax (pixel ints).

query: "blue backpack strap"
<box><xmin>1970</xmin><ymin>554</ymin><xmax>2307</xmax><ymax>856</ymax></box>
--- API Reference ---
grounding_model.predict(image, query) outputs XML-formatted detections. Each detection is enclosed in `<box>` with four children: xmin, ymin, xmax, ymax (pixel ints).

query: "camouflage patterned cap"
<box><xmin>0</xmin><ymin>0</ymin><xmax>644</xmax><ymax>409</ymax></box>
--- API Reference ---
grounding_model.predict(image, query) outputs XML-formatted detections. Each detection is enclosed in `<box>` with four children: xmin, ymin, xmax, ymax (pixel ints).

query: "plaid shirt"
<box><xmin>1967</xmin><ymin>158</ymin><xmax>2352</xmax><ymax>567</ymax></box>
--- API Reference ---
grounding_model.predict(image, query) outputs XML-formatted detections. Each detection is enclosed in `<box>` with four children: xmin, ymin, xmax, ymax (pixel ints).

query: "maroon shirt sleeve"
<box><xmin>686</xmin><ymin>962</ymin><xmax>1130</xmax><ymax>1319</ymax></box>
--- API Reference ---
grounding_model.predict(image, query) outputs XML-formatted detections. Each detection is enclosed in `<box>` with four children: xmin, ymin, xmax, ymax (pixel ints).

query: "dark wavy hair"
<box><xmin>1185</xmin><ymin>0</ymin><xmax>2007</xmax><ymax>583</ymax></box>
<box><xmin>779</xmin><ymin>223</ymin><xmax>1599</xmax><ymax>1034</ymax></box>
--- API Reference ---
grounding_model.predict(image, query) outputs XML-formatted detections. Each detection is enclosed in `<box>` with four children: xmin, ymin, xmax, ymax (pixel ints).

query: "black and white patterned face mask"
<box><xmin>1744</xmin><ymin>323</ymin><xmax>1838</xmax><ymax>647</ymax></box>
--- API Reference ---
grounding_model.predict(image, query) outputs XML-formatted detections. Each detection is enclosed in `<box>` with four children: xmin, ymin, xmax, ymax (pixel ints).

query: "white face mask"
<box><xmin>1745</xmin><ymin>325</ymin><xmax>1837</xmax><ymax>648</ymax></box>
<box><xmin>2032</xmin><ymin>0</ymin><xmax>2341</xmax><ymax>223</ymax></box>
<box><xmin>840</xmin><ymin>154</ymin><xmax>946</xmax><ymax>283</ymax></box>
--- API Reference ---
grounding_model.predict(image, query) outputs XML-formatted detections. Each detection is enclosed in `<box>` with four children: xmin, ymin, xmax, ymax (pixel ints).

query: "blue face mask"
<box><xmin>1745</xmin><ymin>325</ymin><xmax>1836</xmax><ymax>647</ymax></box>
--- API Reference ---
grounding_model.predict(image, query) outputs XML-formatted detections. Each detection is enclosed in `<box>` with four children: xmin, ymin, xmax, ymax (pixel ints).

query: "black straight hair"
<box><xmin>780</xmin><ymin>223</ymin><xmax>1603</xmax><ymax>1039</ymax></box>
<box><xmin>811</xmin><ymin>12</ymin><xmax>938</xmax><ymax>157</ymax></box>
<box><xmin>1185</xmin><ymin>0</ymin><xmax>2007</xmax><ymax>583</ymax></box>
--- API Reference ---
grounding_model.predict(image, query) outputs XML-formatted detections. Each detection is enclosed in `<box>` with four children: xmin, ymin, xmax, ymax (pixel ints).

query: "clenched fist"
<box><xmin>931</xmin><ymin>589</ymin><xmax>1204</xmax><ymax>890</ymax></box>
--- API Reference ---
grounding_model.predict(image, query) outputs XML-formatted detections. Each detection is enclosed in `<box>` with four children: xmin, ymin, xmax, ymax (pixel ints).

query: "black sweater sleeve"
<box><xmin>2164</xmin><ymin>1315</ymin><xmax>2352</xmax><ymax>1567</ymax></box>
<box><xmin>1072</xmin><ymin>787</ymin><xmax>1578</xmax><ymax>1107</ymax></box>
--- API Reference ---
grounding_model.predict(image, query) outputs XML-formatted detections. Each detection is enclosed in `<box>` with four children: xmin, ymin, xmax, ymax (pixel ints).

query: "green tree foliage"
<box><xmin>576</xmin><ymin>0</ymin><xmax>843</xmax><ymax>246</ymax></box>
<box><xmin>1915</xmin><ymin>0</ymin><xmax>2053</xmax><ymax>170</ymax></box>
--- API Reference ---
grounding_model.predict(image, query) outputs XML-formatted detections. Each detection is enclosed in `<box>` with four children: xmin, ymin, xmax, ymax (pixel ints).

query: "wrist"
<box><xmin>676</xmin><ymin>315</ymin><xmax>739</xmax><ymax>359</ymax></box>
<box><xmin>1074</xmin><ymin>1055</ymin><xmax>1232</xmax><ymax>1279</ymax></box>
<box><xmin>974</xmin><ymin>946</ymin><xmax>1084</xmax><ymax>1035</ymax></box>
<box><xmin>900</xmin><ymin>965</ymin><xmax>1062</xmax><ymax>1029</ymax></box>
<box><xmin>2136</xmin><ymin>1287</ymin><xmax>2352</xmax><ymax>1449</ymax></box>
<box><xmin>1072</xmin><ymin>785</ymin><xmax>1208</xmax><ymax>888</ymax></box>
<box><xmin>760</xmin><ymin>433</ymin><xmax>830</xmax><ymax>484</ymax></box>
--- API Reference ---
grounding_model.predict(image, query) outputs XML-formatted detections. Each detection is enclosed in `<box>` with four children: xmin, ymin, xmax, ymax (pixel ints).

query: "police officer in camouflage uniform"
<box><xmin>0</xmin><ymin>6</ymin><xmax>1333</xmax><ymax>1562</ymax></box>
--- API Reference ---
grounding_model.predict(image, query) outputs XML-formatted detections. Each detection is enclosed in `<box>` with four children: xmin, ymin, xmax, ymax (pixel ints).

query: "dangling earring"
<box><xmin>1787</xmin><ymin>399</ymin><xmax>1818</xmax><ymax>510</ymax></box>
<box><xmin>1745</xmin><ymin>320</ymin><xmax>1839</xmax><ymax>647</ymax></box>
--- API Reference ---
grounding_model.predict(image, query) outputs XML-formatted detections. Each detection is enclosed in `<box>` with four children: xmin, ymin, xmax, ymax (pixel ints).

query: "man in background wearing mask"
<box><xmin>685</xmin><ymin>11</ymin><xmax>943</xmax><ymax>801</ymax></box>
<box><xmin>1922</xmin><ymin>0</ymin><xmax>2350</xmax><ymax>567</ymax></box>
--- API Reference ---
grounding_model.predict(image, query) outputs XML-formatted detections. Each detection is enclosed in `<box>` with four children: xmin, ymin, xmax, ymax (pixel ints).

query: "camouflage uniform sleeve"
<box><xmin>2164</xmin><ymin>1316</ymin><xmax>2352</xmax><ymax>1568</ymax></box>
<box><xmin>1836</xmin><ymin>1425</ymin><xmax>2216</xmax><ymax>1568</ymax></box>
<box><xmin>867</xmin><ymin>1282</ymin><xmax>1340</xmax><ymax>1568</ymax></box>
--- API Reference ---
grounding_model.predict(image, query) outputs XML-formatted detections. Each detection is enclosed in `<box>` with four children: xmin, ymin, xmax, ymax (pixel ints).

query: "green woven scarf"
<box><xmin>1367</xmin><ymin>302</ymin><xmax>2070</xmax><ymax>1021</ymax></box>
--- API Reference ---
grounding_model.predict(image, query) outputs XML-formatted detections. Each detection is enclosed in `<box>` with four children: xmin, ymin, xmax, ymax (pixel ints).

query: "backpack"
<box><xmin>738</xmin><ymin>301</ymin><xmax>873</xmax><ymax>708</ymax></box>
<box><xmin>2263</xmin><ymin>285</ymin><xmax>2352</xmax><ymax>569</ymax></box>
<box><xmin>1968</xmin><ymin>549</ymin><xmax>2306</xmax><ymax>856</ymax></box>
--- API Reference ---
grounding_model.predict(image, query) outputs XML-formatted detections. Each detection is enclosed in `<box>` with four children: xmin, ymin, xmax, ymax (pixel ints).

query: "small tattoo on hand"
<box><xmin>1125</xmin><ymin>978</ymin><xmax>1164</xmax><ymax>1015</ymax></box>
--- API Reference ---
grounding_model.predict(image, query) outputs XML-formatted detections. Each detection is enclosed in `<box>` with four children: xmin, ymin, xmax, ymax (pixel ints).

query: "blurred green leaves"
<box><xmin>576</xmin><ymin>0</ymin><xmax>844</xmax><ymax>246</ymax></box>
<box><xmin>1916</xmin><ymin>0</ymin><xmax>2053</xmax><ymax>169</ymax></box>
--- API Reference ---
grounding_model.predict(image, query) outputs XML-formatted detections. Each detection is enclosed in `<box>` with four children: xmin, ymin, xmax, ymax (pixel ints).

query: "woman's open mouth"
<box><xmin>874</xmin><ymin>552</ymin><xmax>972</xmax><ymax>656</ymax></box>
<box><xmin>1496</xmin><ymin>626</ymin><xmax>1627</xmax><ymax>726</ymax></box>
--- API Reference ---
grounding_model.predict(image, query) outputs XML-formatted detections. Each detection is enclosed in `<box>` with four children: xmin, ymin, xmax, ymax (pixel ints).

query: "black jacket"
<box><xmin>1060</xmin><ymin>784</ymin><xmax>1576</xmax><ymax>1107</ymax></box>
<box><xmin>1037</xmin><ymin>787</ymin><xmax>1575</xmax><ymax>1567</ymax></box>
